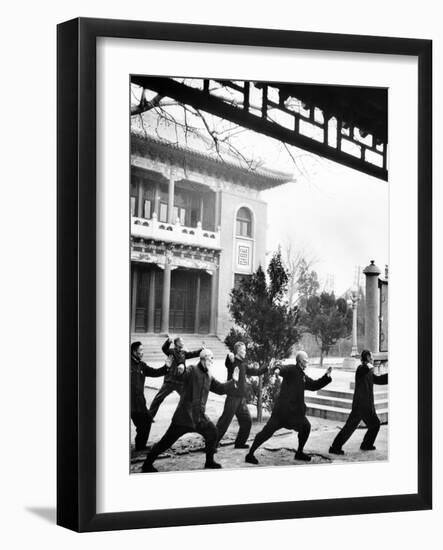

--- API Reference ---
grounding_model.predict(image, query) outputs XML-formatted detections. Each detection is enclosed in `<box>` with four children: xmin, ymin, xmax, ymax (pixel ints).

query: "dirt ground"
<box><xmin>130</xmin><ymin>386</ymin><xmax>388</xmax><ymax>474</ymax></box>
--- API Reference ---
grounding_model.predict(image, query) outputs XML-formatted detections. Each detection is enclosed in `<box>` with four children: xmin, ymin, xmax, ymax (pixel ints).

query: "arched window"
<box><xmin>236</xmin><ymin>207</ymin><xmax>252</xmax><ymax>237</ymax></box>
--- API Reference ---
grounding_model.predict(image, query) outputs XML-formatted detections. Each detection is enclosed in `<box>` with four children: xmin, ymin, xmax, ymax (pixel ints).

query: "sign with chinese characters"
<box><xmin>235</xmin><ymin>239</ymin><xmax>253</xmax><ymax>273</ymax></box>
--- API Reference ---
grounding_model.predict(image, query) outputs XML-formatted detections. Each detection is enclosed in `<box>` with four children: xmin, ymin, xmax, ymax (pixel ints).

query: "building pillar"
<box><xmin>350</xmin><ymin>291</ymin><xmax>358</xmax><ymax>356</ymax></box>
<box><xmin>161</xmin><ymin>250</ymin><xmax>173</xmax><ymax>334</ymax></box>
<box><xmin>167</xmin><ymin>171</ymin><xmax>175</xmax><ymax>224</ymax></box>
<box><xmin>137</xmin><ymin>178</ymin><xmax>144</xmax><ymax>218</ymax></box>
<box><xmin>214</xmin><ymin>188</ymin><xmax>221</xmax><ymax>230</ymax></box>
<box><xmin>131</xmin><ymin>266</ymin><xmax>138</xmax><ymax>333</ymax></box>
<box><xmin>147</xmin><ymin>269</ymin><xmax>156</xmax><ymax>332</ymax></box>
<box><xmin>199</xmin><ymin>197</ymin><xmax>204</xmax><ymax>228</ymax></box>
<box><xmin>209</xmin><ymin>265</ymin><xmax>219</xmax><ymax>335</ymax></box>
<box><xmin>194</xmin><ymin>272</ymin><xmax>201</xmax><ymax>333</ymax></box>
<box><xmin>154</xmin><ymin>181</ymin><xmax>160</xmax><ymax>218</ymax></box>
<box><xmin>363</xmin><ymin>260</ymin><xmax>381</xmax><ymax>353</ymax></box>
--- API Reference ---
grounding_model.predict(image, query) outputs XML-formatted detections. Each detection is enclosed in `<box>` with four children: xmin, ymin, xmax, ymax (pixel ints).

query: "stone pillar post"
<box><xmin>194</xmin><ymin>272</ymin><xmax>201</xmax><ymax>333</ymax></box>
<box><xmin>161</xmin><ymin>250</ymin><xmax>172</xmax><ymax>333</ymax></box>
<box><xmin>167</xmin><ymin>171</ymin><xmax>175</xmax><ymax>224</ymax></box>
<box><xmin>131</xmin><ymin>267</ymin><xmax>138</xmax><ymax>333</ymax></box>
<box><xmin>363</xmin><ymin>260</ymin><xmax>381</xmax><ymax>352</ymax></box>
<box><xmin>137</xmin><ymin>178</ymin><xmax>144</xmax><ymax>218</ymax></box>
<box><xmin>147</xmin><ymin>269</ymin><xmax>156</xmax><ymax>333</ymax></box>
<box><xmin>209</xmin><ymin>265</ymin><xmax>219</xmax><ymax>335</ymax></box>
<box><xmin>351</xmin><ymin>291</ymin><xmax>358</xmax><ymax>356</ymax></box>
<box><xmin>214</xmin><ymin>188</ymin><xmax>221</xmax><ymax>230</ymax></box>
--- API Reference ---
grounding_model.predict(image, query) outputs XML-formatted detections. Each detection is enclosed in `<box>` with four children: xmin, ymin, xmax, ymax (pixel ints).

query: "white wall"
<box><xmin>0</xmin><ymin>1</ymin><xmax>441</xmax><ymax>548</ymax></box>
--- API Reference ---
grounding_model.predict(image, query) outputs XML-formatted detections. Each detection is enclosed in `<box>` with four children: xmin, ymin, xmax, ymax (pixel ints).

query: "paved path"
<box><xmin>130</xmin><ymin>385</ymin><xmax>388</xmax><ymax>474</ymax></box>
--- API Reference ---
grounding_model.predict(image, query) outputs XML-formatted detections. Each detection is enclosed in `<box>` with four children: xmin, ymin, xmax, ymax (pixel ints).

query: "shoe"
<box><xmin>360</xmin><ymin>444</ymin><xmax>376</xmax><ymax>451</ymax></box>
<box><xmin>234</xmin><ymin>443</ymin><xmax>250</xmax><ymax>449</ymax></box>
<box><xmin>245</xmin><ymin>453</ymin><xmax>259</xmax><ymax>465</ymax></box>
<box><xmin>141</xmin><ymin>462</ymin><xmax>157</xmax><ymax>473</ymax></box>
<box><xmin>294</xmin><ymin>451</ymin><xmax>311</xmax><ymax>462</ymax></box>
<box><xmin>329</xmin><ymin>446</ymin><xmax>345</xmax><ymax>455</ymax></box>
<box><xmin>205</xmin><ymin>460</ymin><xmax>222</xmax><ymax>469</ymax></box>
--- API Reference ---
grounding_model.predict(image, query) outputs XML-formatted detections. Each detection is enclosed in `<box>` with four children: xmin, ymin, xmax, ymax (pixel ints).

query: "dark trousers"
<box><xmin>249</xmin><ymin>414</ymin><xmax>311</xmax><ymax>455</ymax></box>
<box><xmin>216</xmin><ymin>396</ymin><xmax>252</xmax><ymax>446</ymax></box>
<box><xmin>331</xmin><ymin>409</ymin><xmax>381</xmax><ymax>450</ymax></box>
<box><xmin>131</xmin><ymin>408</ymin><xmax>153</xmax><ymax>450</ymax></box>
<box><xmin>149</xmin><ymin>381</ymin><xmax>183</xmax><ymax>418</ymax></box>
<box><xmin>144</xmin><ymin>421</ymin><xmax>218</xmax><ymax>465</ymax></box>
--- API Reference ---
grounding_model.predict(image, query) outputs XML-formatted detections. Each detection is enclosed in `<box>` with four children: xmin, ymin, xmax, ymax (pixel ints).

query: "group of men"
<box><xmin>130</xmin><ymin>336</ymin><xmax>388</xmax><ymax>473</ymax></box>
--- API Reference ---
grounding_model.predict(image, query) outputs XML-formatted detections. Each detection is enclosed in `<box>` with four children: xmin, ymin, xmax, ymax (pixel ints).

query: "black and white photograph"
<box><xmin>129</xmin><ymin>77</ymin><xmax>389</xmax><ymax>474</ymax></box>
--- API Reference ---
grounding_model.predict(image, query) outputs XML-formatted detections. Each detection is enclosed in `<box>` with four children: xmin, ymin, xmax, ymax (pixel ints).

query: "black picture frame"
<box><xmin>57</xmin><ymin>17</ymin><xmax>432</xmax><ymax>532</ymax></box>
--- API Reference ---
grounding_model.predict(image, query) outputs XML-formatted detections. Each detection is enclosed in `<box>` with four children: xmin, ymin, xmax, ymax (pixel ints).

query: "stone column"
<box><xmin>161</xmin><ymin>251</ymin><xmax>172</xmax><ymax>333</ymax></box>
<box><xmin>147</xmin><ymin>269</ymin><xmax>156</xmax><ymax>333</ymax></box>
<box><xmin>214</xmin><ymin>188</ymin><xmax>221</xmax><ymax>230</ymax></box>
<box><xmin>209</xmin><ymin>265</ymin><xmax>219</xmax><ymax>335</ymax></box>
<box><xmin>350</xmin><ymin>291</ymin><xmax>358</xmax><ymax>356</ymax></box>
<box><xmin>194</xmin><ymin>272</ymin><xmax>201</xmax><ymax>333</ymax></box>
<box><xmin>167</xmin><ymin>171</ymin><xmax>175</xmax><ymax>224</ymax></box>
<box><xmin>131</xmin><ymin>267</ymin><xmax>138</xmax><ymax>333</ymax></box>
<box><xmin>137</xmin><ymin>178</ymin><xmax>144</xmax><ymax>218</ymax></box>
<box><xmin>363</xmin><ymin>260</ymin><xmax>381</xmax><ymax>353</ymax></box>
<box><xmin>153</xmin><ymin>181</ymin><xmax>160</xmax><ymax>218</ymax></box>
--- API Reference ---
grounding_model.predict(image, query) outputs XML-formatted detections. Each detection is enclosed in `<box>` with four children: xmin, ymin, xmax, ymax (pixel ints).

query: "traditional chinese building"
<box><xmin>130</xmin><ymin>131</ymin><xmax>292</xmax><ymax>338</ymax></box>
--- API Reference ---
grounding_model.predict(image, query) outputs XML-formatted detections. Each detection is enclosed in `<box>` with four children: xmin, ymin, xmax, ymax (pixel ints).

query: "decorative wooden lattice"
<box><xmin>132</xmin><ymin>76</ymin><xmax>388</xmax><ymax>181</ymax></box>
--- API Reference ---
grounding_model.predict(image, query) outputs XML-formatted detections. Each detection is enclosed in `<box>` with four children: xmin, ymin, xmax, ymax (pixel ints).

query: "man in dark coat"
<box><xmin>245</xmin><ymin>351</ymin><xmax>332</xmax><ymax>464</ymax></box>
<box><xmin>142</xmin><ymin>349</ymin><xmax>237</xmax><ymax>472</ymax></box>
<box><xmin>329</xmin><ymin>349</ymin><xmax>388</xmax><ymax>455</ymax></box>
<box><xmin>131</xmin><ymin>341</ymin><xmax>170</xmax><ymax>451</ymax></box>
<box><xmin>216</xmin><ymin>341</ymin><xmax>268</xmax><ymax>449</ymax></box>
<box><xmin>149</xmin><ymin>335</ymin><xmax>204</xmax><ymax>418</ymax></box>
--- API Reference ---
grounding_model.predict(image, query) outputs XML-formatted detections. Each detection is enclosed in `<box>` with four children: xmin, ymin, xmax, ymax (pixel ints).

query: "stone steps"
<box><xmin>306</xmin><ymin>394</ymin><xmax>388</xmax><ymax>411</ymax></box>
<box><xmin>306</xmin><ymin>403</ymin><xmax>388</xmax><ymax>423</ymax></box>
<box><xmin>317</xmin><ymin>388</ymin><xmax>388</xmax><ymax>400</ymax></box>
<box><xmin>131</xmin><ymin>334</ymin><xmax>229</xmax><ymax>360</ymax></box>
<box><xmin>305</xmin><ymin>383</ymin><xmax>389</xmax><ymax>423</ymax></box>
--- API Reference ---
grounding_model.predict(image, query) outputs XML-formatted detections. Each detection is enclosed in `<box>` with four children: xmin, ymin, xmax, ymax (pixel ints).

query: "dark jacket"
<box><xmin>352</xmin><ymin>364</ymin><xmax>388</xmax><ymax>414</ymax></box>
<box><xmin>171</xmin><ymin>363</ymin><xmax>236</xmax><ymax>429</ymax></box>
<box><xmin>131</xmin><ymin>356</ymin><xmax>168</xmax><ymax>413</ymax></box>
<box><xmin>225</xmin><ymin>354</ymin><xmax>267</xmax><ymax>398</ymax></box>
<box><xmin>273</xmin><ymin>364</ymin><xmax>331</xmax><ymax>422</ymax></box>
<box><xmin>162</xmin><ymin>339</ymin><xmax>203</xmax><ymax>384</ymax></box>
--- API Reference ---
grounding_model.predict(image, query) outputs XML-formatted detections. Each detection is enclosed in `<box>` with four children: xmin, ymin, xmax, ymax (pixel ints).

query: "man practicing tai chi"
<box><xmin>329</xmin><ymin>349</ymin><xmax>388</xmax><ymax>455</ymax></box>
<box><xmin>142</xmin><ymin>349</ymin><xmax>238</xmax><ymax>472</ymax></box>
<box><xmin>149</xmin><ymin>335</ymin><xmax>204</xmax><ymax>419</ymax></box>
<box><xmin>130</xmin><ymin>341</ymin><xmax>171</xmax><ymax>451</ymax></box>
<box><xmin>245</xmin><ymin>351</ymin><xmax>332</xmax><ymax>464</ymax></box>
<box><xmin>216</xmin><ymin>342</ymin><xmax>268</xmax><ymax>449</ymax></box>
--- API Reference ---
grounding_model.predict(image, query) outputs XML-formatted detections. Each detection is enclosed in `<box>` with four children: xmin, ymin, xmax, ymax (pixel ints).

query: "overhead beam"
<box><xmin>131</xmin><ymin>76</ymin><xmax>388</xmax><ymax>181</ymax></box>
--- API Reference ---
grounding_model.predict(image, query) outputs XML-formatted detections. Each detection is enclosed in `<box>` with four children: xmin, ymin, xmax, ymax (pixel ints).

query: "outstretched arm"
<box><xmin>142</xmin><ymin>363</ymin><xmax>168</xmax><ymax>378</ymax></box>
<box><xmin>210</xmin><ymin>377</ymin><xmax>237</xmax><ymax>395</ymax></box>
<box><xmin>162</xmin><ymin>337</ymin><xmax>172</xmax><ymax>356</ymax></box>
<box><xmin>184</xmin><ymin>347</ymin><xmax>203</xmax><ymax>359</ymax></box>
<box><xmin>304</xmin><ymin>371</ymin><xmax>332</xmax><ymax>391</ymax></box>
<box><xmin>246</xmin><ymin>362</ymin><xmax>268</xmax><ymax>376</ymax></box>
<box><xmin>373</xmin><ymin>373</ymin><xmax>388</xmax><ymax>385</ymax></box>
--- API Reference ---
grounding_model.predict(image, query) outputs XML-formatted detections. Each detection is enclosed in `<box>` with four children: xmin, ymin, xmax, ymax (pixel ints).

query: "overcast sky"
<box><xmin>262</xmin><ymin>157</ymin><xmax>389</xmax><ymax>296</ymax></box>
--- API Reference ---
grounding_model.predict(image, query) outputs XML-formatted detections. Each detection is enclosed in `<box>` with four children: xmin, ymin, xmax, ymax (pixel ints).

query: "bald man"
<box><xmin>142</xmin><ymin>349</ymin><xmax>238</xmax><ymax>473</ymax></box>
<box><xmin>245</xmin><ymin>351</ymin><xmax>332</xmax><ymax>464</ymax></box>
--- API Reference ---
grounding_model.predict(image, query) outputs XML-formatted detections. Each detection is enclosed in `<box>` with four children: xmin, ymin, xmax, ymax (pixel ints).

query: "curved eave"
<box><xmin>131</xmin><ymin>132</ymin><xmax>293</xmax><ymax>190</ymax></box>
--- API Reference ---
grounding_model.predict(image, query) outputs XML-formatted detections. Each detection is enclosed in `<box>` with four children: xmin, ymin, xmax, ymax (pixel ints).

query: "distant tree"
<box><xmin>225</xmin><ymin>248</ymin><xmax>301</xmax><ymax>421</ymax></box>
<box><xmin>302</xmin><ymin>292</ymin><xmax>353</xmax><ymax>365</ymax></box>
<box><xmin>284</xmin><ymin>244</ymin><xmax>319</xmax><ymax>308</ymax></box>
<box><xmin>296</xmin><ymin>258</ymin><xmax>320</xmax><ymax>309</ymax></box>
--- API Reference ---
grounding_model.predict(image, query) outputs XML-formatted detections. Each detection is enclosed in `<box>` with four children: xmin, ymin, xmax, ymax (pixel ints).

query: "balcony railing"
<box><xmin>131</xmin><ymin>213</ymin><xmax>221</xmax><ymax>250</ymax></box>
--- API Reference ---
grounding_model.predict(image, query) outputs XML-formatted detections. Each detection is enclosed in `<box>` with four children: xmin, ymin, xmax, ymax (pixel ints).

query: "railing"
<box><xmin>131</xmin><ymin>213</ymin><xmax>221</xmax><ymax>250</ymax></box>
